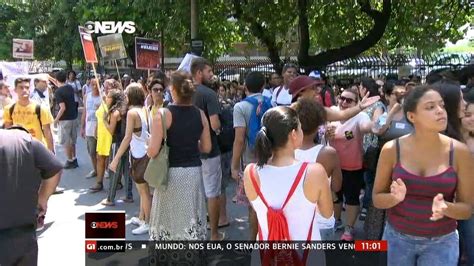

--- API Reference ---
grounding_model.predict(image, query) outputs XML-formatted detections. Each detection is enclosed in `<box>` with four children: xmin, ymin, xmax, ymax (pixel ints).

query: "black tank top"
<box><xmin>167</xmin><ymin>105</ymin><xmax>203</xmax><ymax>167</ymax></box>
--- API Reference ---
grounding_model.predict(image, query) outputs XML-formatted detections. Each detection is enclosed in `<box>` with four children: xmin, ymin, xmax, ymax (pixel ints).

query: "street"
<box><xmin>37</xmin><ymin>126</ymin><xmax>363</xmax><ymax>266</ymax></box>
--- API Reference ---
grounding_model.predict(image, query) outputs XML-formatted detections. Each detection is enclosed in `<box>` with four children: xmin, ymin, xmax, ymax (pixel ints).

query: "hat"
<box><xmin>289</xmin><ymin>75</ymin><xmax>324</xmax><ymax>99</ymax></box>
<box><xmin>309</xmin><ymin>70</ymin><xmax>321</xmax><ymax>79</ymax></box>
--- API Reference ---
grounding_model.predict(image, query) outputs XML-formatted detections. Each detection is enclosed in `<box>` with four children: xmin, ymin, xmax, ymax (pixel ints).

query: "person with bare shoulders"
<box><xmin>108</xmin><ymin>83</ymin><xmax>151</xmax><ymax>235</ymax></box>
<box><xmin>243</xmin><ymin>107</ymin><xmax>333</xmax><ymax>242</ymax></box>
<box><xmin>459</xmin><ymin>89</ymin><xmax>474</xmax><ymax>265</ymax></box>
<box><xmin>373</xmin><ymin>86</ymin><xmax>474</xmax><ymax>266</ymax></box>
<box><xmin>292</xmin><ymin>98</ymin><xmax>342</xmax><ymax>240</ymax></box>
<box><xmin>148</xmin><ymin>71</ymin><xmax>212</xmax><ymax>240</ymax></box>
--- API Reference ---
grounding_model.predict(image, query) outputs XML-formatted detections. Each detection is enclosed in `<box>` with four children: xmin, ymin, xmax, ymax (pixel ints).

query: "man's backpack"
<box><xmin>217</xmin><ymin>101</ymin><xmax>235</xmax><ymax>153</ymax></box>
<box><xmin>243</xmin><ymin>95</ymin><xmax>272</xmax><ymax>149</ymax></box>
<box><xmin>249</xmin><ymin>162</ymin><xmax>314</xmax><ymax>265</ymax></box>
<box><xmin>9</xmin><ymin>103</ymin><xmax>43</xmax><ymax>134</ymax></box>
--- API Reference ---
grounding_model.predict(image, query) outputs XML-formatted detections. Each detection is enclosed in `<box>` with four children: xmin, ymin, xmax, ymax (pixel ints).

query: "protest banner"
<box><xmin>12</xmin><ymin>39</ymin><xmax>34</xmax><ymax>59</ymax></box>
<box><xmin>97</xmin><ymin>34</ymin><xmax>127</xmax><ymax>61</ymax></box>
<box><xmin>78</xmin><ymin>26</ymin><xmax>98</xmax><ymax>63</ymax></box>
<box><xmin>0</xmin><ymin>61</ymin><xmax>30</xmax><ymax>92</ymax></box>
<box><xmin>177</xmin><ymin>53</ymin><xmax>200</xmax><ymax>74</ymax></box>
<box><xmin>135</xmin><ymin>37</ymin><xmax>161</xmax><ymax>70</ymax></box>
<box><xmin>78</xmin><ymin>26</ymin><xmax>101</xmax><ymax>100</ymax></box>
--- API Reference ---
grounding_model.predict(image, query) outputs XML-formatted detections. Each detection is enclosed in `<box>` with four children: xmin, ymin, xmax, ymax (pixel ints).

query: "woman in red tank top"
<box><xmin>373</xmin><ymin>86</ymin><xmax>473</xmax><ymax>266</ymax></box>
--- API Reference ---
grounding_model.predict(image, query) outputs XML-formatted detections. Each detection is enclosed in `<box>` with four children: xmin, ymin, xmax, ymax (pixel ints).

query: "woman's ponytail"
<box><xmin>254</xmin><ymin>107</ymin><xmax>299</xmax><ymax>167</ymax></box>
<box><xmin>255</xmin><ymin>126</ymin><xmax>272</xmax><ymax>167</ymax></box>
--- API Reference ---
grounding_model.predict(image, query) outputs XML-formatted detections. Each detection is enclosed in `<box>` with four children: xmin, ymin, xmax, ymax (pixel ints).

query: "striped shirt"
<box><xmin>387</xmin><ymin>139</ymin><xmax>457</xmax><ymax>237</ymax></box>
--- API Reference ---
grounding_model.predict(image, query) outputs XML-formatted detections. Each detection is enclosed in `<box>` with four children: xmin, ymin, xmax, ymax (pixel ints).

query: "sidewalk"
<box><xmin>38</xmin><ymin>134</ymin><xmax>364</xmax><ymax>265</ymax></box>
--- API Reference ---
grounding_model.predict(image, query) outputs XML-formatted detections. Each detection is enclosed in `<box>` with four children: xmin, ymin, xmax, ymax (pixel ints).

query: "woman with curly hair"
<box><xmin>91</xmin><ymin>88</ymin><xmax>125</xmax><ymax>192</ymax></box>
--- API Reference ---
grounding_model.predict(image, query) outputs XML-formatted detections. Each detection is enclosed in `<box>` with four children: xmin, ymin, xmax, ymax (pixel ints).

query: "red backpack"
<box><xmin>249</xmin><ymin>162</ymin><xmax>315</xmax><ymax>266</ymax></box>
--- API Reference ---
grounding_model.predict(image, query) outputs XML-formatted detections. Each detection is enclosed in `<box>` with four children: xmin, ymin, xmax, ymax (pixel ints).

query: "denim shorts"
<box><xmin>383</xmin><ymin>223</ymin><xmax>459</xmax><ymax>266</ymax></box>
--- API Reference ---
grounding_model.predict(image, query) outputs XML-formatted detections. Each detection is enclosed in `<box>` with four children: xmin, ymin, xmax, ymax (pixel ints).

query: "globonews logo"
<box><xmin>85</xmin><ymin>211</ymin><xmax>125</xmax><ymax>239</ymax></box>
<box><xmin>84</xmin><ymin>21</ymin><xmax>136</xmax><ymax>34</ymax></box>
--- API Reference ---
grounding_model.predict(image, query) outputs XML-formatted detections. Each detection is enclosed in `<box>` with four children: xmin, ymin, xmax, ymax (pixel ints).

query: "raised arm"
<box><xmin>325</xmin><ymin>93</ymin><xmax>380</xmax><ymax>122</ymax></box>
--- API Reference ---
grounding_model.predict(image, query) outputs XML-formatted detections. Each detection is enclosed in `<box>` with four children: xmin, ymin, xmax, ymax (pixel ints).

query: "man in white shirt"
<box><xmin>271</xmin><ymin>63</ymin><xmax>298</xmax><ymax>106</ymax></box>
<box><xmin>30</xmin><ymin>76</ymin><xmax>50</xmax><ymax>109</ymax></box>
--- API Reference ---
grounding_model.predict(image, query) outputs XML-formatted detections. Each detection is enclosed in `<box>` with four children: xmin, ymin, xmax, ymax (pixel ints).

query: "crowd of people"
<box><xmin>1</xmin><ymin>57</ymin><xmax>474</xmax><ymax>265</ymax></box>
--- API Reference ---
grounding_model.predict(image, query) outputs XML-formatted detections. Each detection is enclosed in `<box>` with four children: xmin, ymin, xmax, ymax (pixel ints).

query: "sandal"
<box><xmin>89</xmin><ymin>182</ymin><xmax>103</xmax><ymax>193</ymax></box>
<box><xmin>120</xmin><ymin>197</ymin><xmax>134</xmax><ymax>203</ymax></box>
<box><xmin>101</xmin><ymin>199</ymin><xmax>115</xmax><ymax>206</ymax></box>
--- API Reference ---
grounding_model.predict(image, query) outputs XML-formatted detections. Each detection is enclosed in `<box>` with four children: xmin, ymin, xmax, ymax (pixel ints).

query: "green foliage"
<box><xmin>0</xmin><ymin>0</ymin><xmax>471</xmax><ymax>68</ymax></box>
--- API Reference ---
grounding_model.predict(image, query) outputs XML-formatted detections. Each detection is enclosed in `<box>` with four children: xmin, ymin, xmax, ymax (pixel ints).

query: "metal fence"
<box><xmin>213</xmin><ymin>53</ymin><xmax>473</xmax><ymax>84</ymax></box>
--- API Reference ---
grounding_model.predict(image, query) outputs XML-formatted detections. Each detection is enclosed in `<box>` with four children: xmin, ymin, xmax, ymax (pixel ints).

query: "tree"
<box><xmin>232</xmin><ymin>0</ymin><xmax>471</xmax><ymax>73</ymax></box>
<box><xmin>1</xmin><ymin>0</ymin><xmax>471</xmax><ymax>74</ymax></box>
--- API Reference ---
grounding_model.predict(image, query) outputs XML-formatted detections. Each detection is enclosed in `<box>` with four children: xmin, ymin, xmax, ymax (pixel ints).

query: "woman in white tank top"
<box><xmin>293</xmin><ymin>99</ymin><xmax>342</xmax><ymax>240</ymax></box>
<box><xmin>243</xmin><ymin>106</ymin><xmax>333</xmax><ymax>242</ymax></box>
<box><xmin>109</xmin><ymin>83</ymin><xmax>152</xmax><ymax>236</ymax></box>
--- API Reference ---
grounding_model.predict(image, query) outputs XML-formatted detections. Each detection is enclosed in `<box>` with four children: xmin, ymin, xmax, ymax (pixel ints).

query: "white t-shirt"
<box><xmin>295</xmin><ymin>145</ymin><xmax>335</xmax><ymax>230</ymax></box>
<box><xmin>84</xmin><ymin>92</ymin><xmax>102</xmax><ymax>137</ymax></box>
<box><xmin>329</xmin><ymin>107</ymin><xmax>371</xmax><ymax>170</ymax></box>
<box><xmin>67</xmin><ymin>80</ymin><xmax>82</xmax><ymax>103</ymax></box>
<box><xmin>262</xmin><ymin>88</ymin><xmax>273</xmax><ymax>99</ymax></box>
<box><xmin>271</xmin><ymin>85</ymin><xmax>292</xmax><ymax>107</ymax></box>
<box><xmin>30</xmin><ymin>90</ymin><xmax>50</xmax><ymax>109</ymax></box>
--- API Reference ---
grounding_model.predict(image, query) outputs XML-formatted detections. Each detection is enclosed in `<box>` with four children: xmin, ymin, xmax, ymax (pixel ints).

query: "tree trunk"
<box><xmin>232</xmin><ymin>0</ymin><xmax>283</xmax><ymax>74</ymax></box>
<box><xmin>298</xmin><ymin>0</ymin><xmax>392</xmax><ymax>70</ymax></box>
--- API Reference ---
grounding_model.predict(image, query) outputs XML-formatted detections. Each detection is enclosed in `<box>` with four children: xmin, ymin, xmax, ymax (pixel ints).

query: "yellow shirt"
<box><xmin>95</xmin><ymin>103</ymin><xmax>113</xmax><ymax>156</ymax></box>
<box><xmin>3</xmin><ymin>102</ymin><xmax>53</xmax><ymax>145</ymax></box>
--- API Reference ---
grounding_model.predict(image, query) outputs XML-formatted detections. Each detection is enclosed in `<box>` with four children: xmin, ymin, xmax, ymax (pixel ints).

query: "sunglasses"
<box><xmin>340</xmin><ymin>96</ymin><xmax>356</xmax><ymax>104</ymax></box>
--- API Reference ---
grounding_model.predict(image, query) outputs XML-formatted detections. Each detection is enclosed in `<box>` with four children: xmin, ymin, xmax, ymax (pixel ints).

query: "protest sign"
<box><xmin>97</xmin><ymin>33</ymin><xmax>127</xmax><ymax>61</ymax></box>
<box><xmin>78</xmin><ymin>26</ymin><xmax>98</xmax><ymax>63</ymax></box>
<box><xmin>135</xmin><ymin>37</ymin><xmax>161</xmax><ymax>70</ymax></box>
<box><xmin>12</xmin><ymin>39</ymin><xmax>34</xmax><ymax>59</ymax></box>
<box><xmin>177</xmin><ymin>53</ymin><xmax>200</xmax><ymax>74</ymax></box>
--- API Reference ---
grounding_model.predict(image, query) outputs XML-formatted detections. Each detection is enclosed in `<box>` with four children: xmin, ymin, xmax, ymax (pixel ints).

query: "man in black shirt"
<box><xmin>191</xmin><ymin>58</ymin><xmax>224</xmax><ymax>241</ymax></box>
<box><xmin>53</xmin><ymin>71</ymin><xmax>79</xmax><ymax>169</ymax></box>
<box><xmin>0</xmin><ymin>127</ymin><xmax>62</xmax><ymax>265</ymax></box>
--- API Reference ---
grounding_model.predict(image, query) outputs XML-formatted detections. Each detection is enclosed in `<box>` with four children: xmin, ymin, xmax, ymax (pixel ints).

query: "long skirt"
<box><xmin>149</xmin><ymin>166</ymin><xmax>207</xmax><ymax>240</ymax></box>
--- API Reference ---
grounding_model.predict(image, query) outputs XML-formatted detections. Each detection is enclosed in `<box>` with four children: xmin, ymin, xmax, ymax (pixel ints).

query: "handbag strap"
<box><xmin>160</xmin><ymin>108</ymin><xmax>167</xmax><ymax>143</ymax></box>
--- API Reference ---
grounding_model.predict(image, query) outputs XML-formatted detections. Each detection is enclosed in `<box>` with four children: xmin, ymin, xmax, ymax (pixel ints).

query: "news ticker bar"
<box><xmin>85</xmin><ymin>240</ymin><xmax>388</xmax><ymax>253</ymax></box>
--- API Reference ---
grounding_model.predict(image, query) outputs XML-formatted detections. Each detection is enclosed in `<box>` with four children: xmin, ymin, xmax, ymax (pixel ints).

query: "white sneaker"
<box><xmin>132</xmin><ymin>223</ymin><xmax>149</xmax><ymax>235</ymax></box>
<box><xmin>130</xmin><ymin>217</ymin><xmax>144</xmax><ymax>226</ymax></box>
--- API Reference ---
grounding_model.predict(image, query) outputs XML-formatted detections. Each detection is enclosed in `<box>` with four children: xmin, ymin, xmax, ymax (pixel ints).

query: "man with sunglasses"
<box><xmin>289</xmin><ymin>75</ymin><xmax>380</xmax><ymax>122</ymax></box>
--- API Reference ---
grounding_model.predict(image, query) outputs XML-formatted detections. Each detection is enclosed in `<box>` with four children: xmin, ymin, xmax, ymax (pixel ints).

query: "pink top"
<box><xmin>329</xmin><ymin>109</ymin><xmax>370</xmax><ymax>170</ymax></box>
